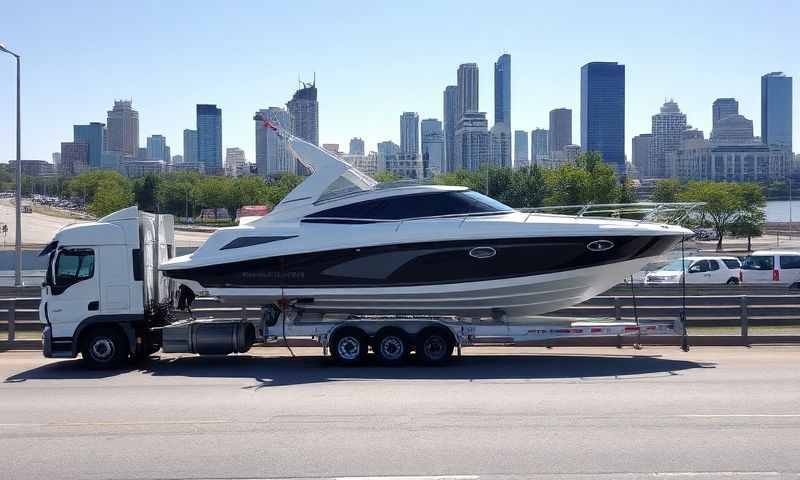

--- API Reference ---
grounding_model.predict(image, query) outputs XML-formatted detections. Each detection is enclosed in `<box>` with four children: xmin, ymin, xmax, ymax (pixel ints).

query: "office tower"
<box><xmin>455</xmin><ymin>111</ymin><xmax>490</xmax><ymax>171</ymax></box>
<box><xmin>146</xmin><ymin>135</ymin><xmax>168</xmax><ymax>161</ymax></box>
<box><xmin>349</xmin><ymin>137</ymin><xmax>365</xmax><ymax>155</ymax></box>
<box><xmin>514</xmin><ymin>130</ymin><xmax>529</xmax><ymax>167</ymax></box>
<box><xmin>400</xmin><ymin>112</ymin><xmax>420</xmax><ymax>154</ymax></box>
<box><xmin>531</xmin><ymin>128</ymin><xmax>548</xmax><ymax>165</ymax></box>
<box><xmin>548</xmin><ymin>108</ymin><xmax>572</xmax><ymax>154</ymax></box>
<box><xmin>164</xmin><ymin>145</ymin><xmax>171</xmax><ymax>165</ymax></box>
<box><xmin>196</xmin><ymin>104</ymin><xmax>222</xmax><ymax>173</ymax></box>
<box><xmin>172</xmin><ymin>155</ymin><xmax>183</xmax><ymax>164</ymax></box>
<box><xmin>421</xmin><ymin>118</ymin><xmax>444</xmax><ymax>176</ymax></box>
<box><xmin>649</xmin><ymin>100</ymin><xmax>687</xmax><ymax>178</ymax></box>
<box><xmin>60</xmin><ymin>142</ymin><xmax>89</xmax><ymax>177</ymax></box>
<box><xmin>341</xmin><ymin>152</ymin><xmax>378</xmax><ymax>176</ymax></box>
<box><xmin>580</xmin><ymin>61</ymin><xmax>626</xmax><ymax>173</ymax></box>
<box><xmin>710</xmin><ymin>114</ymin><xmax>756</xmax><ymax>144</ymax></box>
<box><xmin>323</xmin><ymin>144</ymin><xmax>342</xmax><ymax>156</ymax></box>
<box><xmin>225</xmin><ymin>147</ymin><xmax>247</xmax><ymax>176</ymax></box>
<box><xmin>255</xmin><ymin>107</ymin><xmax>294</xmax><ymax>176</ymax></box>
<box><xmin>712</xmin><ymin>98</ymin><xmax>739</xmax><ymax>129</ymax></box>
<box><xmin>761</xmin><ymin>72</ymin><xmax>793</xmax><ymax>151</ymax></box>
<box><xmin>73</xmin><ymin>122</ymin><xmax>105</xmax><ymax>169</ymax></box>
<box><xmin>457</xmin><ymin>63</ymin><xmax>479</xmax><ymax>120</ymax></box>
<box><xmin>443</xmin><ymin>85</ymin><xmax>458</xmax><ymax>172</ymax></box>
<box><xmin>377</xmin><ymin>140</ymin><xmax>400</xmax><ymax>157</ymax></box>
<box><xmin>52</xmin><ymin>152</ymin><xmax>61</xmax><ymax>170</ymax></box>
<box><xmin>287</xmin><ymin>80</ymin><xmax>319</xmax><ymax>146</ymax></box>
<box><xmin>494</xmin><ymin>54</ymin><xmax>511</xmax><ymax>126</ymax></box>
<box><xmin>489</xmin><ymin>124</ymin><xmax>512</xmax><ymax>167</ymax></box>
<box><xmin>183</xmin><ymin>129</ymin><xmax>198</xmax><ymax>164</ymax></box>
<box><xmin>106</xmin><ymin>100</ymin><xmax>139</xmax><ymax>157</ymax></box>
<box><xmin>632</xmin><ymin>133</ymin><xmax>653</xmax><ymax>178</ymax></box>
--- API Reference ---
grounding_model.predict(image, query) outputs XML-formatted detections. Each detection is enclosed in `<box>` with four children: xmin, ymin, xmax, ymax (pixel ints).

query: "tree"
<box><xmin>65</xmin><ymin>170</ymin><xmax>131</xmax><ymax>205</ymax></box>
<box><xmin>729</xmin><ymin>208</ymin><xmax>765</xmax><ymax>252</ymax></box>
<box><xmin>88</xmin><ymin>181</ymin><xmax>134</xmax><ymax>217</ymax></box>
<box><xmin>133</xmin><ymin>174</ymin><xmax>160</xmax><ymax>212</ymax></box>
<box><xmin>652</xmin><ymin>179</ymin><xmax>682</xmax><ymax>203</ymax></box>
<box><xmin>373</xmin><ymin>171</ymin><xmax>402</xmax><ymax>183</ymax></box>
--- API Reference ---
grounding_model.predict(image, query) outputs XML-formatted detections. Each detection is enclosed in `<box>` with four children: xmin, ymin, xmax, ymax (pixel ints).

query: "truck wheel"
<box><xmin>416</xmin><ymin>327</ymin><xmax>454</xmax><ymax>366</ymax></box>
<box><xmin>81</xmin><ymin>326</ymin><xmax>129</xmax><ymax>369</ymax></box>
<box><xmin>373</xmin><ymin>328</ymin><xmax>410</xmax><ymax>365</ymax></box>
<box><xmin>726</xmin><ymin>278</ymin><xmax>739</xmax><ymax>285</ymax></box>
<box><xmin>329</xmin><ymin>327</ymin><xmax>368</xmax><ymax>366</ymax></box>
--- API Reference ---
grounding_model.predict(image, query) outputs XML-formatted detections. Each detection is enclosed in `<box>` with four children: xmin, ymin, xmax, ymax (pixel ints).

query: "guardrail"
<box><xmin>2</xmin><ymin>284</ymin><xmax>799</xmax><ymax>348</ymax></box>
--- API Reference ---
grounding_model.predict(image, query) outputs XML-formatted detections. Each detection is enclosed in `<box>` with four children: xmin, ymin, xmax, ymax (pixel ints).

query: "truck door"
<box><xmin>46</xmin><ymin>248</ymin><xmax>100</xmax><ymax>338</ymax></box>
<box><xmin>741</xmin><ymin>255</ymin><xmax>774</xmax><ymax>284</ymax></box>
<box><xmin>778</xmin><ymin>255</ymin><xmax>800</xmax><ymax>285</ymax></box>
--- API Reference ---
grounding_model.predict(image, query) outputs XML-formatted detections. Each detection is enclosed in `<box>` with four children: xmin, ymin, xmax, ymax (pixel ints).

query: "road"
<box><xmin>1</xmin><ymin>346</ymin><xmax>800</xmax><ymax>479</ymax></box>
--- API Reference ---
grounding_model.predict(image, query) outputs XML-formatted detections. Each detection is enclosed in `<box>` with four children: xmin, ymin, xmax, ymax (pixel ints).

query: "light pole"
<box><xmin>0</xmin><ymin>43</ymin><xmax>22</xmax><ymax>287</ymax></box>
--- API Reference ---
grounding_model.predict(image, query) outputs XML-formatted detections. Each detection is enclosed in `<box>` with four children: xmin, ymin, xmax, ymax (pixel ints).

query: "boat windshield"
<box><xmin>318</xmin><ymin>168</ymin><xmax>378</xmax><ymax>202</ymax></box>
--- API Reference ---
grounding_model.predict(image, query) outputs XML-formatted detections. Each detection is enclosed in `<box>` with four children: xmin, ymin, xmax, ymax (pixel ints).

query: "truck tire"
<box><xmin>416</xmin><ymin>327</ymin><xmax>454</xmax><ymax>366</ymax></box>
<box><xmin>81</xmin><ymin>326</ymin><xmax>129</xmax><ymax>370</ymax></box>
<box><xmin>373</xmin><ymin>328</ymin><xmax>410</xmax><ymax>365</ymax></box>
<box><xmin>726</xmin><ymin>278</ymin><xmax>739</xmax><ymax>285</ymax></box>
<box><xmin>329</xmin><ymin>327</ymin><xmax>369</xmax><ymax>366</ymax></box>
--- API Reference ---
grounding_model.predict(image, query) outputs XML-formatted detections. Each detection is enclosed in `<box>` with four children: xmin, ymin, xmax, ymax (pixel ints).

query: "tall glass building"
<box><xmin>196</xmin><ymin>104</ymin><xmax>222</xmax><ymax>172</ymax></box>
<box><xmin>73</xmin><ymin>122</ymin><xmax>105</xmax><ymax>169</ymax></box>
<box><xmin>580</xmin><ymin>62</ymin><xmax>625</xmax><ymax>173</ymax></box>
<box><xmin>494</xmin><ymin>54</ymin><xmax>511</xmax><ymax>126</ymax></box>
<box><xmin>761</xmin><ymin>72</ymin><xmax>793</xmax><ymax>151</ymax></box>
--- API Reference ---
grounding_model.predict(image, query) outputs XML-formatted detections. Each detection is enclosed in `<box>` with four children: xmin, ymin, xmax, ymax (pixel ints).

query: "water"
<box><xmin>765</xmin><ymin>200</ymin><xmax>800</xmax><ymax>223</ymax></box>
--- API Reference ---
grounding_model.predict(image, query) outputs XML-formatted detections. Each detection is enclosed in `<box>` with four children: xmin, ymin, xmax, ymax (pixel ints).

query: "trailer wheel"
<box><xmin>373</xmin><ymin>328</ymin><xmax>410</xmax><ymax>365</ymax></box>
<box><xmin>329</xmin><ymin>327</ymin><xmax>369</xmax><ymax>366</ymax></box>
<box><xmin>416</xmin><ymin>327</ymin><xmax>454</xmax><ymax>366</ymax></box>
<box><xmin>80</xmin><ymin>326</ymin><xmax>129</xmax><ymax>370</ymax></box>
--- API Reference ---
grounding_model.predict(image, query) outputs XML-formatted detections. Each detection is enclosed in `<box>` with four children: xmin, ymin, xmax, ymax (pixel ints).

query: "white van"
<box><xmin>741</xmin><ymin>250</ymin><xmax>800</xmax><ymax>286</ymax></box>
<box><xmin>645</xmin><ymin>256</ymin><xmax>742</xmax><ymax>285</ymax></box>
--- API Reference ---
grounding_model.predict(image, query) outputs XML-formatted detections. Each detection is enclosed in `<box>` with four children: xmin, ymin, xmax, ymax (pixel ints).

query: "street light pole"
<box><xmin>0</xmin><ymin>43</ymin><xmax>22</xmax><ymax>287</ymax></box>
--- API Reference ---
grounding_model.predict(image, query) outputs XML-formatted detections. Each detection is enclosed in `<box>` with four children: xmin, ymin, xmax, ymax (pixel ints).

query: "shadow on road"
<box><xmin>5</xmin><ymin>351</ymin><xmax>715</xmax><ymax>387</ymax></box>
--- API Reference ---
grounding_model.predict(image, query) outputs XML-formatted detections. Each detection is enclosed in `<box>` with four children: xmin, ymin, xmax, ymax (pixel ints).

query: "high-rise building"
<box><xmin>196</xmin><ymin>104</ymin><xmax>222</xmax><ymax>173</ymax></box>
<box><xmin>106</xmin><ymin>100</ymin><xmax>139</xmax><ymax>157</ymax></box>
<box><xmin>146</xmin><ymin>134</ymin><xmax>168</xmax><ymax>161</ymax></box>
<box><xmin>421</xmin><ymin>118</ymin><xmax>444</xmax><ymax>176</ymax></box>
<box><xmin>287</xmin><ymin>80</ymin><xmax>319</xmax><ymax>146</ymax></box>
<box><xmin>548</xmin><ymin>108</ymin><xmax>572</xmax><ymax>154</ymax></box>
<box><xmin>489</xmin><ymin>124</ymin><xmax>512</xmax><ymax>168</ymax></box>
<box><xmin>183</xmin><ymin>129</ymin><xmax>198</xmax><ymax>164</ymax></box>
<box><xmin>172</xmin><ymin>155</ymin><xmax>183</xmax><ymax>165</ymax></box>
<box><xmin>455</xmin><ymin>111</ymin><xmax>490</xmax><ymax>171</ymax></box>
<box><xmin>52</xmin><ymin>152</ymin><xmax>61</xmax><ymax>170</ymax></box>
<box><xmin>649</xmin><ymin>100</ymin><xmax>687</xmax><ymax>178</ymax></box>
<box><xmin>457</xmin><ymin>63</ymin><xmax>479</xmax><ymax>120</ymax></box>
<box><xmin>761</xmin><ymin>72</ymin><xmax>793</xmax><ymax>151</ymax></box>
<box><xmin>443</xmin><ymin>85</ymin><xmax>458</xmax><ymax>173</ymax></box>
<box><xmin>225</xmin><ymin>147</ymin><xmax>247</xmax><ymax>176</ymax></box>
<box><xmin>60</xmin><ymin>142</ymin><xmax>89</xmax><ymax>177</ymax></box>
<box><xmin>711</xmin><ymin>114</ymin><xmax>756</xmax><ymax>144</ymax></box>
<box><xmin>349</xmin><ymin>137</ymin><xmax>365</xmax><ymax>155</ymax></box>
<box><xmin>580</xmin><ymin>62</ymin><xmax>626</xmax><ymax>173</ymax></box>
<box><xmin>400</xmin><ymin>112</ymin><xmax>420</xmax><ymax>154</ymax></box>
<box><xmin>73</xmin><ymin>122</ymin><xmax>105</xmax><ymax>169</ymax></box>
<box><xmin>255</xmin><ymin>107</ymin><xmax>294</xmax><ymax>176</ymax></box>
<box><xmin>341</xmin><ymin>153</ymin><xmax>378</xmax><ymax>176</ymax></box>
<box><xmin>323</xmin><ymin>144</ymin><xmax>342</xmax><ymax>156</ymax></box>
<box><xmin>712</xmin><ymin>98</ymin><xmax>739</xmax><ymax>129</ymax></box>
<box><xmin>632</xmin><ymin>133</ymin><xmax>653</xmax><ymax>178</ymax></box>
<box><xmin>377</xmin><ymin>140</ymin><xmax>400</xmax><ymax>158</ymax></box>
<box><xmin>494</xmin><ymin>54</ymin><xmax>511</xmax><ymax>126</ymax></box>
<box><xmin>514</xmin><ymin>130</ymin><xmax>529</xmax><ymax>168</ymax></box>
<box><xmin>531</xmin><ymin>128</ymin><xmax>548</xmax><ymax>165</ymax></box>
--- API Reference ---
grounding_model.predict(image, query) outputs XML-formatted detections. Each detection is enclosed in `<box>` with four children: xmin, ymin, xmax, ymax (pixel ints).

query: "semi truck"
<box><xmin>39</xmin><ymin>207</ymin><xmax>684</xmax><ymax>369</ymax></box>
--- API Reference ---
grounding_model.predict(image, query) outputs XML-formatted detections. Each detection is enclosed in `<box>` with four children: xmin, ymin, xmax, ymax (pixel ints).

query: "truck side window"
<box><xmin>53</xmin><ymin>249</ymin><xmax>94</xmax><ymax>294</ymax></box>
<box><xmin>742</xmin><ymin>256</ymin><xmax>773</xmax><ymax>270</ymax></box>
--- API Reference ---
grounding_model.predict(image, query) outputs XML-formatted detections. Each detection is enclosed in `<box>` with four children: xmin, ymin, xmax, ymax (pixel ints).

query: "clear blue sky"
<box><xmin>0</xmin><ymin>0</ymin><xmax>797</xmax><ymax>164</ymax></box>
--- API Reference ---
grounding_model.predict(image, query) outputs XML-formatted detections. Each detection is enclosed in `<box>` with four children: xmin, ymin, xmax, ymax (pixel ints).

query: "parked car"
<box><xmin>741</xmin><ymin>250</ymin><xmax>800</xmax><ymax>287</ymax></box>
<box><xmin>644</xmin><ymin>256</ymin><xmax>742</xmax><ymax>285</ymax></box>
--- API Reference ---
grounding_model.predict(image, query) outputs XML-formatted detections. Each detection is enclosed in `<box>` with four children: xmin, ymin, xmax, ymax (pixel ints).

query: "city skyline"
<box><xmin>0</xmin><ymin>2</ymin><xmax>798</xmax><ymax>166</ymax></box>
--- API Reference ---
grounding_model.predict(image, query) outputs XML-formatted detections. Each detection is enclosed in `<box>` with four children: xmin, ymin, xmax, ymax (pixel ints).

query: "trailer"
<box><xmin>39</xmin><ymin>207</ymin><xmax>685</xmax><ymax>369</ymax></box>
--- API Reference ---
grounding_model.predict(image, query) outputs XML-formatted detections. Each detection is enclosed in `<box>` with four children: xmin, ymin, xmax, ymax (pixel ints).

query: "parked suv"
<box><xmin>741</xmin><ymin>251</ymin><xmax>800</xmax><ymax>287</ymax></box>
<box><xmin>644</xmin><ymin>256</ymin><xmax>742</xmax><ymax>285</ymax></box>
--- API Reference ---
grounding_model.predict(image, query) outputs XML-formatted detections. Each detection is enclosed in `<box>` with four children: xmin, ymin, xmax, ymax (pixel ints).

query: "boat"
<box><xmin>160</xmin><ymin>127</ymin><xmax>693</xmax><ymax>320</ymax></box>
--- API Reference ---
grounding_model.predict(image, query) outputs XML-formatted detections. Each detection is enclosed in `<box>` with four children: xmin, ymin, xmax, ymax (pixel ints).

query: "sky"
<box><xmin>0</xmin><ymin>0</ymin><xmax>798</xmax><ymax>165</ymax></box>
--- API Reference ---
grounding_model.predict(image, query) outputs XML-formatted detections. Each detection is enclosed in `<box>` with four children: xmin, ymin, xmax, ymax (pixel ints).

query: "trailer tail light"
<box><xmin>773</xmin><ymin>270</ymin><xmax>780</xmax><ymax>282</ymax></box>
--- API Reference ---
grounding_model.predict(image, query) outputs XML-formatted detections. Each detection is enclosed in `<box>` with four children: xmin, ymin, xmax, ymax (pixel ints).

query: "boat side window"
<box><xmin>742</xmin><ymin>255</ymin><xmax>774</xmax><ymax>270</ymax></box>
<box><xmin>52</xmin><ymin>249</ymin><xmax>95</xmax><ymax>294</ymax></box>
<box><xmin>779</xmin><ymin>255</ymin><xmax>800</xmax><ymax>269</ymax></box>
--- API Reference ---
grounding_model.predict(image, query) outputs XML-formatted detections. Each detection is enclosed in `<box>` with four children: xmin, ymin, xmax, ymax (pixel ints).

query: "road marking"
<box><xmin>678</xmin><ymin>414</ymin><xmax>800</xmax><ymax>418</ymax></box>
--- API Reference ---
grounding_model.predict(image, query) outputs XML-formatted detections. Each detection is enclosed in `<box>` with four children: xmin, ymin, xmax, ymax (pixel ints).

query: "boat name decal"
<box><xmin>586</xmin><ymin>239</ymin><xmax>615</xmax><ymax>252</ymax></box>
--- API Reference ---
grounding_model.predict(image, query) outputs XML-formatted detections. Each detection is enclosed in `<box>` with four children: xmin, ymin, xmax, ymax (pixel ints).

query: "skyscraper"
<box><xmin>255</xmin><ymin>107</ymin><xmax>294</xmax><ymax>176</ymax></box>
<box><xmin>455</xmin><ymin>111</ymin><xmax>490</xmax><ymax>171</ymax></box>
<box><xmin>494</xmin><ymin>54</ymin><xmax>511</xmax><ymax>126</ymax></box>
<box><xmin>73</xmin><ymin>122</ymin><xmax>105</xmax><ymax>169</ymax></box>
<box><xmin>531</xmin><ymin>129</ymin><xmax>549</xmax><ymax>165</ymax></box>
<box><xmin>377</xmin><ymin>140</ymin><xmax>400</xmax><ymax>158</ymax></box>
<box><xmin>548</xmin><ymin>108</ymin><xmax>572</xmax><ymax>154</ymax></box>
<box><xmin>287</xmin><ymin>80</ymin><xmax>319</xmax><ymax>146</ymax></box>
<box><xmin>182</xmin><ymin>129</ymin><xmax>198</xmax><ymax>164</ymax></box>
<box><xmin>457</xmin><ymin>63</ymin><xmax>479</xmax><ymax>120</ymax></box>
<box><xmin>443</xmin><ymin>85</ymin><xmax>458</xmax><ymax>172</ymax></box>
<box><xmin>421</xmin><ymin>118</ymin><xmax>444</xmax><ymax>176</ymax></box>
<box><xmin>632</xmin><ymin>133</ymin><xmax>653</xmax><ymax>178</ymax></box>
<box><xmin>225</xmin><ymin>147</ymin><xmax>247</xmax><ymax>176</ymax></box>
<box><xmin>400</xmin><ymin>112</ymin><xmax>420</xmax><ymax>154</ymax></box>
<box><xmin>649</xmin><ymin>100</ymin><xmax>687</xmax><ymax>178</ymax></box>
<box><xmin>712</xmin><ymin>98</ymin><xmax>739</xmax><ymax>129</ymax></box>
<box><xmin>106</xmin><ymin>100</ymin><xmax>139</xmax><ymax>157</ymax></box>
<box><xmin>349</xmin><ymin>137</ymin><xmax>365</xmax><ymax>155</ymax></box>
<box><xmin>146</xmin><ymin>134</ymin><xmax>168</xmax><ymax>161</ymax></box>
<box><xmin>580</xmin><ymin>61</ymin><xmax>626</xmax><ymax>173</ymax></box>
<box><xmin>196</xmin><ymin>104</ymin><xmax>222</xmax><ymax>172</ymax></box>
<box><xmin>514</xmin><ymin>130</ymin><xmax>529</xmax><ymax>167</ymax></box>
<box><xmin>489</xmin><ymin>125</ymin><xmax>512</xmax><ymax>167</ymax></box>
<box><xmin>761</xmin><ymin>72</ymin><xmax>793</xmax><ymax>151</ymax></box>
<box><xmin>60</xmin><ymin>142</ymin><xmax>89</xmax><ymax>177</ymax></box>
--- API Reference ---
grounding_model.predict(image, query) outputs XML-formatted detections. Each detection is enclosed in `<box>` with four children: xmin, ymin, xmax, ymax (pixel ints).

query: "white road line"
<box><xmin>678</xmin><ymin>414</ymin><xmax>800</xmax><ymax>418</ymax></box>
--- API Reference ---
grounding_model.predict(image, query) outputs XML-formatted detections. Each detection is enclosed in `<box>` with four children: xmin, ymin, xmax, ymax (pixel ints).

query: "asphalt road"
<box><xmin>2</xmin><ymin>346</ymin><xmax>800</xmax><ymax>480</ymax></box>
